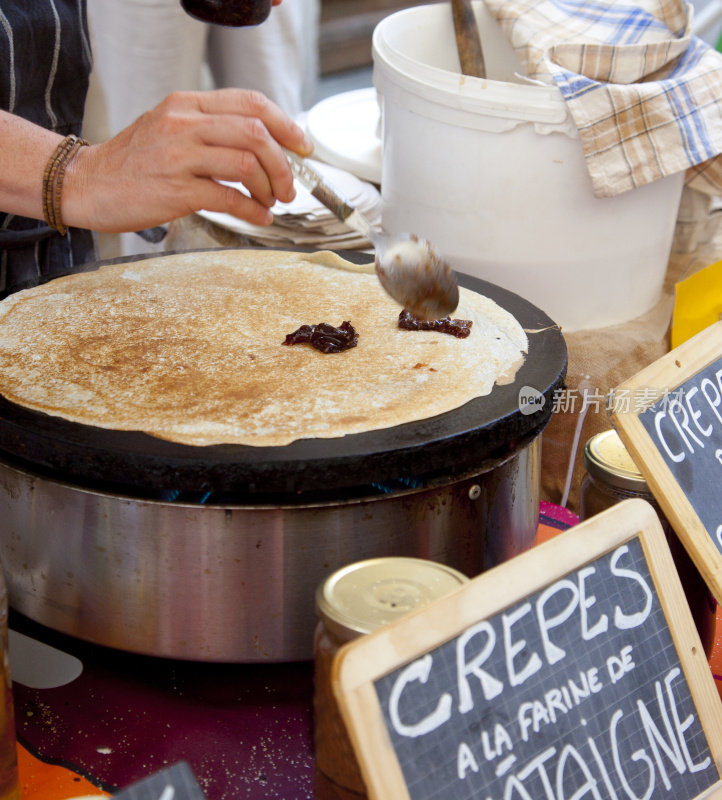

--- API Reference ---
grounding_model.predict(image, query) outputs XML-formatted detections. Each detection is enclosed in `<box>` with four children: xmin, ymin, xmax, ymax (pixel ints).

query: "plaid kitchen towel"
<box><xmin>483</xmin><ymin>0</ymin><xmax>722</xmax><ymax>197</ymax></box>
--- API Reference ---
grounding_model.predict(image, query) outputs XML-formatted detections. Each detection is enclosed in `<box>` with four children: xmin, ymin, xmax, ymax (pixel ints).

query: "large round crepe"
<box><xmin>0</xmin><ymin>250</ymin><xmax>527</xmax><ymax>447</ymax></box>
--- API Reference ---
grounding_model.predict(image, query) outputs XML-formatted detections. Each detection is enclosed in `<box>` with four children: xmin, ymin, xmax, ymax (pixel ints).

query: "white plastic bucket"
<box><xmin>372</xmin><ymin>3</ymin><xmax>685</xmax><ymax>332</ymax></box>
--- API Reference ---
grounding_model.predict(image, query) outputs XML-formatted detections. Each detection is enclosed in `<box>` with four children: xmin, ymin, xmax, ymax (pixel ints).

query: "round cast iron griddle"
<box><xmin>0</xmin><ymin>249</ymin><xmax>566</xmax><ymax>500</ymax></box>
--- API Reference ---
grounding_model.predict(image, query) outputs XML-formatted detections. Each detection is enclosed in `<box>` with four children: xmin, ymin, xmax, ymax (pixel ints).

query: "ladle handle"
<box><xmin>451</xmin><ymin>0</ymin><xmax>486</xmax><ymax>78</ymax></box>
<box><xmin>284</xmin><ymin>150</ymin><xmax>373</xmax><ymax>239</ymax></box>
<box><xmin>285</xmin><ymin>150</ymin><xmax>355</xmax><ymax>224</ymax></box>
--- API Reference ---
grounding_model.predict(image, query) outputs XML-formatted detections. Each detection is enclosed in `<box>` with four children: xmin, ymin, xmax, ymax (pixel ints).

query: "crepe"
<box><xmin>0</xmin><ymin>250</ymin><xmax>528</xmax><ymax>447</ymax></box>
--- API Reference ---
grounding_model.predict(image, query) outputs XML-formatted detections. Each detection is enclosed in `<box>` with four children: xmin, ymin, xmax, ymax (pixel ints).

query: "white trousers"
<box><xmin>87</xmin><ymin>0</ymin><xmax>319</xmax><ymax>131</ymax></box>
<box><xmin>85</xmin><ymin>0</ymin><xmax>320</xmax><ymax>254</ymax></box>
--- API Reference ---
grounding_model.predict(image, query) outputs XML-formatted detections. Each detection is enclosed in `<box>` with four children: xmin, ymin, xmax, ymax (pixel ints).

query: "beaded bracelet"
<box><xmin>42</xmin><ymin>134</ymin><xmax>89</xmax><ymax>236</ymax></box>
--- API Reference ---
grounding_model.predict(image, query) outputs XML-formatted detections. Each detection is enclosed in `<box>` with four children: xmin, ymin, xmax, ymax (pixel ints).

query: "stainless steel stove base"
<box><xmin>0</xmin><ymin>440</ymin><xmax>539</xmax><ymax>662</ymax></box>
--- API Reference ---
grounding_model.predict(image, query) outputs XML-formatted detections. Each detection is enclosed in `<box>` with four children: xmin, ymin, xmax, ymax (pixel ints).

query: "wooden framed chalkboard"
<box><xmin>610</xmin><ymin>321</ymin><xmax>722</xmax><ymax>603</ymax></box>
<box><xmin>333</xmin><ymin>499</ymin><xmax>722</xmax><ymax>800</ymax></box>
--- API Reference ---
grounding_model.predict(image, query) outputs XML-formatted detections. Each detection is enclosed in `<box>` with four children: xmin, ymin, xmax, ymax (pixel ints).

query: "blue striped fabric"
<box><xmin>0</xmin><ymin>0</ymin><xmax>95</xmax><ymax>292</ymax></box>
<box><xmin>484</xmin><ymin>0</ymin><xmax>722</xmax><ymax>197</ymax></box>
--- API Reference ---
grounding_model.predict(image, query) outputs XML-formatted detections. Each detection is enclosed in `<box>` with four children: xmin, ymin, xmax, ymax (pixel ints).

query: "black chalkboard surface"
<box><xmin>333</xmin><ymin>499</ymin><xmax>722</xmax><ymax>800</ymax></box>
<box><xmin>611</xmin><ymin>321</ymin><xmax>722</xmax><ymax>603</ymax></box>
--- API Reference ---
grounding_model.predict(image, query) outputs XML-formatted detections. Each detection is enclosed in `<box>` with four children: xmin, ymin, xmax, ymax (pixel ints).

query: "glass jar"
<box><xmin>313</xmin><ymin>557</ymin><xmax>469</xmax><ymax>799</ymax></box>
<box><xmin>580</xmin><ymin>429</ymin><xmax>716</xmax><ymax>655</ymax></box>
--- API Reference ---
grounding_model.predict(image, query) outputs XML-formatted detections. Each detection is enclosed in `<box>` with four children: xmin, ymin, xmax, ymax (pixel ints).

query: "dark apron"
<box><xmin>0</xmin><ymin>0</ymin><xmax>96</xmax><ymax>293</ymax></box>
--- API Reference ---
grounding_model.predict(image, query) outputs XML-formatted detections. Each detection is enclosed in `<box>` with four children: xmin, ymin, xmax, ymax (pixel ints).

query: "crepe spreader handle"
<box><xmin>284</xmin><ymin>150</ymin><xmax>371</xmax><ymax>239</ymax></box>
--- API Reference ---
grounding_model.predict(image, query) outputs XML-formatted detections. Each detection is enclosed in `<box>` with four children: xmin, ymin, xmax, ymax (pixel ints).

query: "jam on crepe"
<box><xmin>398</xmin><ymin>309</ymin><xmax>472</xmax><ymax>338</ymax></box>
<box><xmin>283</xmin><ymin>321</ymin><xmax>359</xmax><ymax>354</ymax></box>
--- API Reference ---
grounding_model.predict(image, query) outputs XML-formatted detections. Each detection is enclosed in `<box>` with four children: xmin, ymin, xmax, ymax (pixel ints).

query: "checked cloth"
<box><xmin>483</xmin><ymin>0</ymin><xmax>722</xmax><ymax>197</ymax></box>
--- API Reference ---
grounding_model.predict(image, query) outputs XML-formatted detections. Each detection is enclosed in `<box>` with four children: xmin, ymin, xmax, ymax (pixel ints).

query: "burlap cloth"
<box><xmin>161</xmin><ymin>211</ymin><xmax>722</xmax><ymax>514</ymax></box>
<box><xmin>540</xmin><ymin>216</ymin><xmax>722</xmax><ymax>513</ymax></box>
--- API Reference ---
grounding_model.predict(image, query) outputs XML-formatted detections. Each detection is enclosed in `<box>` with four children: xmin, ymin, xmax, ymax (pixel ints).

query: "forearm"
<box><xmin>0</xmin><ymin>90</ymin><xmax>313</xmax><ymax>235</ymax></box>
<box><xmin>0</xmin><ymin>111</ymin><xmax>66</xmax><ymax>221</ymax></box>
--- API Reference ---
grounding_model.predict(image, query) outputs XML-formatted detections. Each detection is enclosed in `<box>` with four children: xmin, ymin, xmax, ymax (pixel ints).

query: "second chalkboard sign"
<box><xmin>611</xmin><ymin>321</ymin><xmax>722</xmax><ymax>602</ymax></box>
<box><xmin>333</xmin><ymin>499</ymin><xmax>722</xmax><ymax>800</ymax></box>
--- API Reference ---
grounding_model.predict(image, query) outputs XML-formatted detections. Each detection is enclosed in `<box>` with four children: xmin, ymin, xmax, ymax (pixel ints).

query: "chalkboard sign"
<box><xmin>611</xmin><ymin>321</ymin><xmax>722</xmax><ymax>603</ymax></box>
<box><xmin>333</xmin><ymin>499</ymin><xmax>722</xmax><ymax>800</ymax></box>
<box><xmin>112</xmin><ymin>761</ymin><xmax>207</xmax><ymax>800</ymax></box>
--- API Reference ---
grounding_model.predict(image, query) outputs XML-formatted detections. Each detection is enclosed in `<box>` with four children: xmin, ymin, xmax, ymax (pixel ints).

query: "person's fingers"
<box><xmin>189</xmin><ymin>129</ymin><xmax>296</xmax><ymax>206</ymax></box>
<box><xmin>192</xmin><ymin>89</ymin><xmax>311</xmax><ymax>154</ymax></box>
<box><xmin>62</xmin><ymin>89</ymin><xmax>314</xmax><ymax>233</ymax></box>
<box><xmin>195</xmin><ymin>89</ymin><xmax>313</xmax><ymax>200</ymax></box>
<box><xmin>66</xmin><ymin>138</ymin><xmax>278</xmax><ymax>231</ymax></box>
<box><xmin>189</xmin><ymin>117</ymin><xmax>291</xmax><ymax>204</ymax></box>
<box><xmin>149</xmin><ymin>90</ymin><xmax>311</xmax><ymax>204</ymax></box>
<box><xmin>198</xmin><ymin>179</ymin><xmax>275</xmax><ymax>225</ymax></box>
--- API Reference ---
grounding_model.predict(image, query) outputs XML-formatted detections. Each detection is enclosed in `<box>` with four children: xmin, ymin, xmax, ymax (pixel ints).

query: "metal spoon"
<box><xmin>285</xmin><ymin>151</ymin><xmax>459</xmax><ymax>319</ymax></box>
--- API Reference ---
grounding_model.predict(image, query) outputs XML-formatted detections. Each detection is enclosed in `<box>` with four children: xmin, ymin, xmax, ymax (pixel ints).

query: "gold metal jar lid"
<box><xmin>583</xmin><ymin>429</ymin><xmax>648</xmax><ymax>493</ymax></box>
<box><xmin>315</xmin><ymin>557</ymin><xmax>469</xmax><ymax>643</ymax></box>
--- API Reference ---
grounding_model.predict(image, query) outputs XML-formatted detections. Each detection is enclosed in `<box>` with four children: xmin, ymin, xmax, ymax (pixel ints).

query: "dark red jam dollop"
<box><xmin>283</xmin><ymin>321</ymin><xmax>359</xmax><ymax>354</ymax></box>
<box><xmin>398</xmin><ymin>309</ymin><xmax>472</xmax><ymax>338</ymax></box>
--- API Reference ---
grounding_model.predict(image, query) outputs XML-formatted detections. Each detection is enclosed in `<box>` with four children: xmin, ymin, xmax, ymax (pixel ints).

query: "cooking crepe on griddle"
<box><xmin>0</xmin><ymin>249</ymin><xmax>527</xmax><ymax>447</ymax></box>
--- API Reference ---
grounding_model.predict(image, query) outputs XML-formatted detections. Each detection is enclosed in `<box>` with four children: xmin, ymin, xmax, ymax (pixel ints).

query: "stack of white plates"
<box><xmin>197</xmin><ymin>159</ymin><xmax>381</xmax><ymax>250</ymax></box>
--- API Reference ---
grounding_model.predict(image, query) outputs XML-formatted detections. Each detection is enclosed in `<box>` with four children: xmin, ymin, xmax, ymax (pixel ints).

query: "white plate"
<box><xmin>305</xmin><ymin>88</ymin><xmax>382</xmax><ymax>184</ymax></box>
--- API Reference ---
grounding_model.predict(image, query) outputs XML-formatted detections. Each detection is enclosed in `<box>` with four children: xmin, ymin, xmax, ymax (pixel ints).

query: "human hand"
<box><xmin>63</xmin><ymin>89</ymin><xmax>313</xmax><ymax>233</ymax></box>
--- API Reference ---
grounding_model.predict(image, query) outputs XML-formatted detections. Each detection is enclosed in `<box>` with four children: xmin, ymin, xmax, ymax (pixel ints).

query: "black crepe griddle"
<box><xmin>0</xmin><ymin>249</ymin><xmax>566</xmax><ymax>500</ymax></box>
